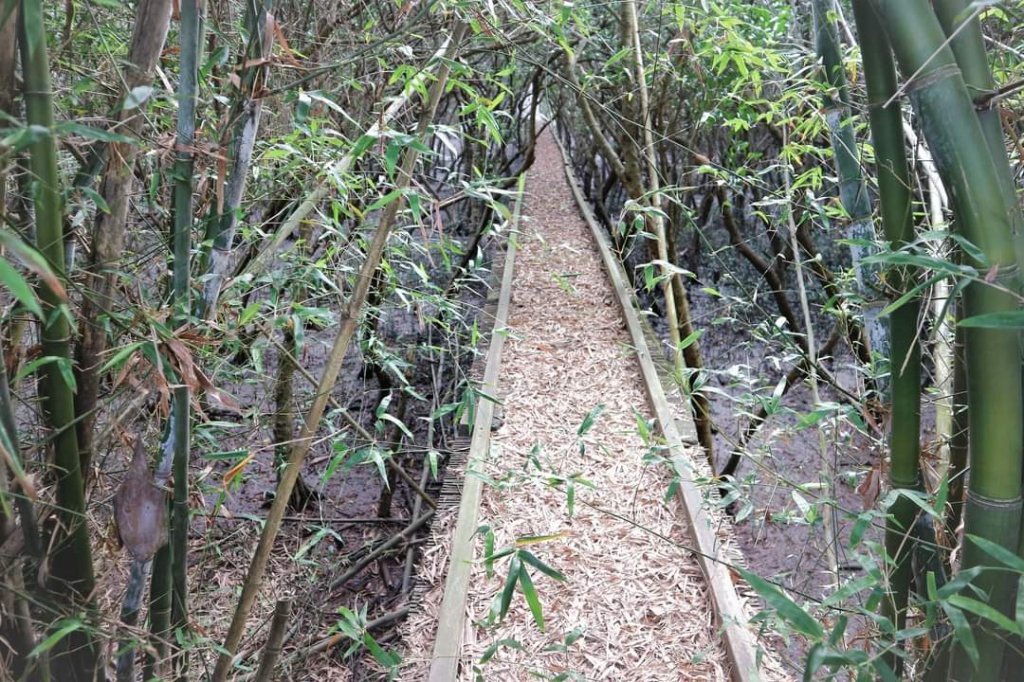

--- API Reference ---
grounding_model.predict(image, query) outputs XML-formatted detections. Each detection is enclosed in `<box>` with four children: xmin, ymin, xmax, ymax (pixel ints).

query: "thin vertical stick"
<box><xmin>782</xmin><ymin>131</ymin><xmax>841</xmax><ymax>589</ymax></box>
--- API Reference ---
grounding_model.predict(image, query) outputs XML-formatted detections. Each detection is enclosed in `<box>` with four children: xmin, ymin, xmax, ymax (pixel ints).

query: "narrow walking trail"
<box><xmin>402</xmin><ymin>133</ymin><xmax>782</xmax><ymax>681</ymax></box>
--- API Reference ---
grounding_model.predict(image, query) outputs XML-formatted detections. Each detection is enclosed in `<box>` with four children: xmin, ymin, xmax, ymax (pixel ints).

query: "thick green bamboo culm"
<box><xmin>928</xmin><ymin>20</ymin><xmax>1024</xmax><ymax>662</ymax></box>
<box><xmin>18</xmin><ymin>0</ymin><xmax>102</xmax><ymax>679</ymax></box>
<box><xmin>850</xmin><ymin>2</ymin><xmax>920</xmax><ymax>674</ymax></box>
<box><xmin>932</xmin><ymin>0</ymin><xmax>1022</xmax><ymax>269</ymax></box>
<box><xmin>868</xmin><ymin>1</ymin><xmax>1021</xmax><ymax>679</ymax></box>
<box><xmin>812</xmin><ymin>0</ymin><xmax>888</xmax><ymax>374</ymax></box>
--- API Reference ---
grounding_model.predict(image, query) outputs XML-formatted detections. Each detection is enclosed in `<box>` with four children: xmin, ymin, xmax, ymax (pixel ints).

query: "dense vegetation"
<box><xmin>0</xmin><ymin>0</ymin><xmax>1021</xmax><ymax>680</ymax></box>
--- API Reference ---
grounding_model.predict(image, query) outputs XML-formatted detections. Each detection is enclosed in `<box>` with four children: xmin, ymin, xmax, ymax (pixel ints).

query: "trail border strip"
<box><xmin>554</xmin><ymin>134</ymin><xmax>761</xmax><ymax>682</ymax></box>
<box><xmin>427</xmin><ymin>174</ymin><xmax>525</xmax><ymax>681</ymax></box>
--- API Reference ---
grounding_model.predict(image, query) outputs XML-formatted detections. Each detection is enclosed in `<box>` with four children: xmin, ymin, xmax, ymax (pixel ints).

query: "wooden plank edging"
<box><xmin>553</xmin><ymin>134</ymin><xmax>762</xmax><ymax>682</ymax></box>
<box><xmin>427</xmin><ymin>173</ymin><xmax>526</xmax><ymax>681</ymax></box>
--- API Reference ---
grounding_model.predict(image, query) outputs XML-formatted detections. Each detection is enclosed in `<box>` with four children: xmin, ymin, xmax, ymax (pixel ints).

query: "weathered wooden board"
<box><xmin>427</xmin><ymin>174</ymin><xmax>525</xmax><ymax>682</ymax></box>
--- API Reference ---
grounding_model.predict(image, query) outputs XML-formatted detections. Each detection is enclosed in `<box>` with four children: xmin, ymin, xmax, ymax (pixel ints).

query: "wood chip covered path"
<box><xmin>400</xmin><ymin>133</ymin><xmax>784</xmax><ymax>681</ymax></box>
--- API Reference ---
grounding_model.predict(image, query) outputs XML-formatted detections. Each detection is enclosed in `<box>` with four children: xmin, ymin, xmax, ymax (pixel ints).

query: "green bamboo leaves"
<box><xmin>483</xmin><ymin>536</ymin><xmax>568</xmax><ymax>633</ymax></box>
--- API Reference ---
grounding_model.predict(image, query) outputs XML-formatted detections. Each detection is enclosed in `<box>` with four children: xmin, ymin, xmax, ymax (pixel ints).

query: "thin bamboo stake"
<box><xmin>782</xmin><ymin>158</ymin><xmax>841</xmax><ymax>590</ymax></box>
<box><xmin>252</xmin><ymin>599</ymin><xmax>291</xmax><ymax>682</ymax></box>
<box><xmin>210</xmin><ymin>24</ymin><xmax>467</xmax><ymax>681</ymax></box>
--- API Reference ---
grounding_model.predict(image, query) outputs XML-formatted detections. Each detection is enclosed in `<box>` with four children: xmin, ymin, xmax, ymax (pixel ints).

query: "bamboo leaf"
<box><xmin>29</xmin><ymin>619</ymin><xmax>83</xmax><ymax>657</ymax></box>
<box><xmin>881</xmin><ymin>488</ymin><xmax>941</xmax><ymax>520</ymax></box>
<box><xmin>16</xmin><ymin>355</ymin><xmax>76</xmax><ymax>391</ymax></box>
<box><xmin>123</xmin><ymin>85</ymin><xmax>155</xmax><ymax>111</ymax></box>
<box><xmin>0</xmin><ymin>257</ymin><xmax>43</xmax><ymax>317</ymax></box>
<box><xmin>379</xmin><ymin>412</ymin><xmax>414</xmax><ymax>439</ymax></box>
<box><xmin>365</xmin><ymin>189</ymin><xmax>402</xmax><ymax>213</ymax></box>
<box><xmin>100</xmin><ymin>341</ymin><xmax>145</xmax><ymax>373</ymax></box>
<box><xmin>350</xmin><ymin>133</ymin><xmax>376</xmax><ymax>159</ymax></box>
<box><xmin>320</xmin><ymin>442</ymin><xmax>349</xmax><ymax>485</ymax></box>
<box><xmin>238</xmin><ymin>301</ymin><xmax>262</xmax><ymax>326</ymax></box>
<box><xmin>479</xmin><ymin>638</ymin><xmax>522</xmax><ymax>664</ymax></box>
<box><xmin>937</xmin><ymin>566</ymin><xmax>985</xmax><ymax>599</ymax></box>
<box><xmin>294</xmin><ymin>526</ymin><xmax>342</xmax><ymax>561</ymax></box>
<box><xmin>497</xmin><ymin>555</ymin><xmax>520</xmax><ymax>620</ymax></box>
<box><xmin>78</xmin><ymin>185</ymin><xmax>110</xmax><ymax>214</ymax></box>
<box><xmin>942</xmin><ymin>604</ymin><xmax>978</xmax><ymax>669</ymax></box>
<box><xmin>57</xmin><ymin>121</ymin><xmax>135</xmax><ymax>143</ymax></box>
<box><xmin>966</xmin><ymin>534</ymin><xmax>1024</xmax><ymax>573</ymax></box>
<box><xmin>518</xmin><ymin>549</ymin><xmax>566</xmax><ymax>581</ymax></box>
<box><xmin>947</xmin><ymin>594</ymin><xmax>1022</xmax><ymax>636</ymax></box>
<box><xmin>0</xmin><ymin>229</ymin><xmax>67</xmax><ymax>301</ymax></box>
<box><xmin>738</xmin><ymin>568</ymin><xmax>823</xmax><ymax>638</ymax></box>
<box><xmin>518</xmin><ymin>567</ymin><xmax>545</xmax><ymax>631</ymax></box>
<box><xmin>957</xmin><ymin>311</ymin><xmax>1024</xmax><ymax>329</ymax></box>
<box><xmin>362</xmin><ymin>632</ymin><xmax>400</xmax><ymax>669</ymax></box>
<box><xmin>576</xmin><ymin>403</ymin><xmax>605</xmax><ymax>436</ymax></box>
<box><xmin>427</xmin><ymin>449</ymin><xmax>440</xmax><ymax>480</ymax></box>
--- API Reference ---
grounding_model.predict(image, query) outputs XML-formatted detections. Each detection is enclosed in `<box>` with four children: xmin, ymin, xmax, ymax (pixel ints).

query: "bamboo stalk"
<box><xmin>18</xmin><ymin>0</ymin><xmax>100</xmax><ymax>677</ymax></box>
<box><xmin>851</xmin><ymin>2</ymin><xmax>921</xmax><ymax>672</ymax></box>
<box><xmin>625</xmin><ymin>0</ymin><xmax>712</xmax><ymax>450</ymax></box>
<box><xmin>198</xmin><ymin>0</ymin><xmax>273</xmax><ymax>318</ymax></box>
<box><xmin>813</xmin><ymin>0</ymin><xmax>889</xmax><ymax>383</ymax></box>
<box><xmin>73</xmin><ymin>0</ymin><xmax>172</xmax><ymax>479</ymax></box>
<box><xmin>158</xmin><ymin>0</ymin><xmax>204</xmax><ymax>676</ymax></box>
<box><xmin>930</xmin><ymin>24</ymin><xmax>1024</xmax><ymax>659</ymax></box>
<box><xmin>932</xmin><ymin>0</ymin><xmax>1022</xmax><ymax>267</ymax></box>
<box><xmin>145</xmin><ymin>543</ymin><xmax>171</xmax><ymax>679</ymax></box>
<box><xmin>115</xmin><ymin>560</ymin><xmax>151</xmax><ymax>682</ymax></box>
<box><xmin>252</xmin><ymin>599</ymin><xmax>291</xmax><ymax>682</ymax></box>
<box><xmin>868</xmin><ymin>1</ymin><xmax>1022</xmax><ymax>678</ymax></box>
<box><xmin>210</xmin><ymin>24</ymin><xmax>467</xmax><ymax>681</ymax></box>
<box><xmin>0</xmin><ymin>324</ymin><xmax>47</xmax><ymax>680</ymax></box>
